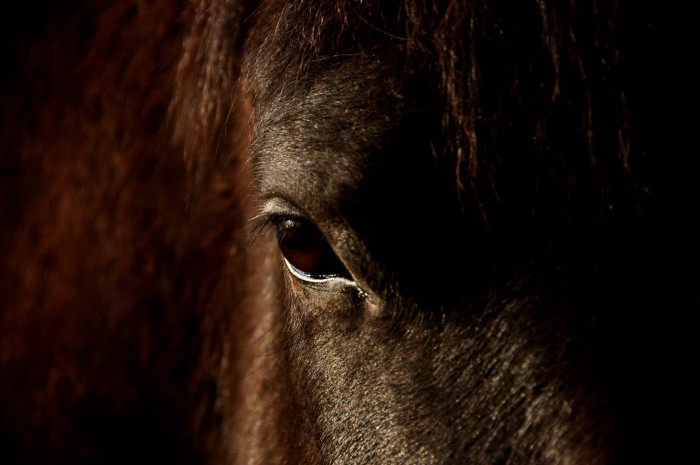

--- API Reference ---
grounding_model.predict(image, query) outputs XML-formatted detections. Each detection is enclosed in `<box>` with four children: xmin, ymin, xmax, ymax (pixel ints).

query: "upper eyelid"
<box><xmin>248</xmin><ymin>196</ymin><xmax>309</xmax><ymax>245</ymax></box>
<box><xmin>258</xmin><ymin>195</ymin><xmax>307</xmax><ymax>219</ymax></box>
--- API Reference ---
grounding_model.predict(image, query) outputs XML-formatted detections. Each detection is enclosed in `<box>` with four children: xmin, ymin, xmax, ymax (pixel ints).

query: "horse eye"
<box><xmin>275</xmin><ymin>218</ymin><xmax>351</xmax><ymax>282</ymax></box>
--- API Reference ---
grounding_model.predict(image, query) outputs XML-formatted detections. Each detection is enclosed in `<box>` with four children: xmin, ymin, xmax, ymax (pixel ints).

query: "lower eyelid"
<box><xmin>283</xmin><ymin>258</ymin><xmax>333</xmax><ymax>282</ymax></box>
<box><xmin>283</xmin><ymin>257</ymin><xmax>357</xmax><ymax>286</ymax></box>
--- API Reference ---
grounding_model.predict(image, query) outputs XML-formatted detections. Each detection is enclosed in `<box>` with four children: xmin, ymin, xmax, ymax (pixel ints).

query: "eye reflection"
<box><xmin>275</xmin><ymin>218</ymin><xmax>351</xmax><ymax>282</ymax></box>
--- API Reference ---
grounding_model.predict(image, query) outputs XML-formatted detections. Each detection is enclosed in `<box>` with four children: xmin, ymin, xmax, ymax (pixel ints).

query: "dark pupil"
<box><xmin>276</xmin><ymin>219</ymin><xmax>348</xmax><ymax>279</ymax></box>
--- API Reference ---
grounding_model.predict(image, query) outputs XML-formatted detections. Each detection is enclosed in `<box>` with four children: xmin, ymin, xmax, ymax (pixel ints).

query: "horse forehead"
<box><xmin>251</xmin><ymin>57</ymin><xmax>406</xmax><ymax>212</ymax></box>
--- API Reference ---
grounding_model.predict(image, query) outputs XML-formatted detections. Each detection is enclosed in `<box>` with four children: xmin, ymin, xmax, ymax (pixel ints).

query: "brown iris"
<box><xmin>276</xmin><ymin>218</ymin><xmax>349</xmax><ymax>280</ymax></box>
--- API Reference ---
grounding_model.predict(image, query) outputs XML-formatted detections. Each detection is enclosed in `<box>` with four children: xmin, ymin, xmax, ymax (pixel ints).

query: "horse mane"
<box><xmin>0</xmin><ymin>2</ymin><xmax>251</xmax><ymax>462</ymax></box>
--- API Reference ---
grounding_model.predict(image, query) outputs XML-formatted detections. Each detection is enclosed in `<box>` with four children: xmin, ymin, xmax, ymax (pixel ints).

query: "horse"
<box><xmin>1</xmin><ymin>1</ymin><xmax>695</xmax><ymax>464</ymax></box>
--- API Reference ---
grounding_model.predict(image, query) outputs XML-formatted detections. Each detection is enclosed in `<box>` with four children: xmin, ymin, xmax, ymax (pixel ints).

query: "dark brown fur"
<box><xmin>1</xmin><ymin>1</ymin><xmax>695</xmax><ymax>464</ymax></box>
